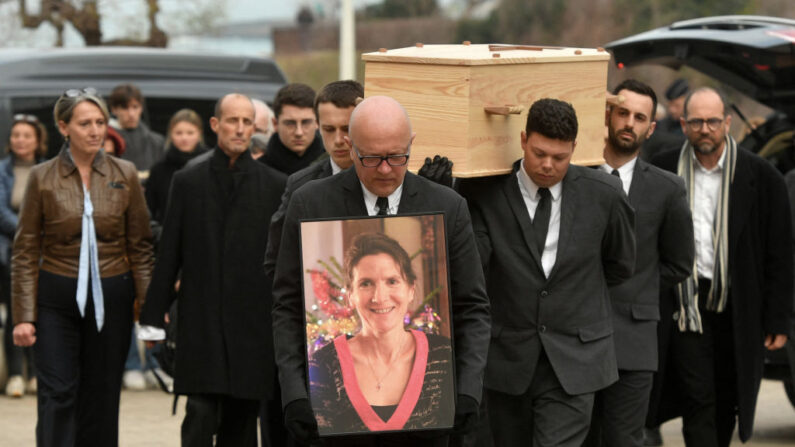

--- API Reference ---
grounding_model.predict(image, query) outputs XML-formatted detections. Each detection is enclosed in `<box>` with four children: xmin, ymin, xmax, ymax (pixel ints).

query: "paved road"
<box><xmin>0</xmin><ymin>380</ymin><xmax>793</xmax><ymax>445</ymax></box>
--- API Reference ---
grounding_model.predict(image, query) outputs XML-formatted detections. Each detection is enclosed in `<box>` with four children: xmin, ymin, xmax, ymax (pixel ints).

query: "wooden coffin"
<box><xmin>362</xmin><ymin>44</ymin><xmax>610</xmax><ymax>177</ymax></box>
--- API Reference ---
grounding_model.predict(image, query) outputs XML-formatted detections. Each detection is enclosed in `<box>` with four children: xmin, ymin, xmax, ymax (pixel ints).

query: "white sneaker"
<box><xmin>5</xmin><ymin>375</ymin><xmax>24</xmax><ymax>398</ymax></box>
<box><xmin>122</xmin><ymin>370</ymin><xmax>147</xmax><ymax>391</ymax></box>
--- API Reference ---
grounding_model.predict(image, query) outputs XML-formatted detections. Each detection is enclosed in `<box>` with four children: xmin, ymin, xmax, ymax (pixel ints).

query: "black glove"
<box><xmin>418</xmin><ymin>155</ymin><xmax>454</xmax><ymax>188</ymax></box>
<box><xmin>284</xmin><ymin>398</ymin><xmax>319</xmax><ymax>445</ymax></box>
<box><xmin>452</xmin><ymin>394</ymin><xmax>479</xmax><ymax>435</ymax></box>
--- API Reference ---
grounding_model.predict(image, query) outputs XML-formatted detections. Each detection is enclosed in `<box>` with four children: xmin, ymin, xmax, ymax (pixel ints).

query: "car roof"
<box><xmin>604</xmin><ymin>15</ymin><xmax>795</xmax><ymax>116</ymax></box>
<box><xmin>0</xmin><ymin>46</ymin><xmax>287</xmax><ymax>100</ymax></box>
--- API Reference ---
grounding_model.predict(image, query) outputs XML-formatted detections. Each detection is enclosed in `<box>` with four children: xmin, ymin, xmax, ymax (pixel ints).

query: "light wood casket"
<box><xmin>362</xmin><ymin>44</ymin><xmax>610</xmax><ymax>177</ymax></box>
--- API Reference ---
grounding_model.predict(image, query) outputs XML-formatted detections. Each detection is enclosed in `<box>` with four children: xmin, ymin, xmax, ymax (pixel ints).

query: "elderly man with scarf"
<box><xmin>647</xmin><ymin>87</ymin><xmax>793</xmax><ymax>447</ymax></box>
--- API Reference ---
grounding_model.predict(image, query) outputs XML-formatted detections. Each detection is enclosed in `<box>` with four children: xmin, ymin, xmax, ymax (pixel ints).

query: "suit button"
<box><xmin>539</xmin><ymin>325</ymin><xmax>547</xmax><ymax>333</ymax></box>
<box><xmin>540</xmin><ymin>290</ymin><xmax>549</xmax><ymax>298</ymax></box>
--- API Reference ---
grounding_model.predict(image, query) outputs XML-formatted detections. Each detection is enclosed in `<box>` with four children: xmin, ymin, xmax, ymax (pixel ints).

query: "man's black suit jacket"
<box><xmin>272</xmin><ymin>168</ymin><xmax>491</xmax><ymax>407</ymax></box>
<box><xmin>650</xmin><ymin>148</ymin><xmax>793</xmax><ymax>441</ymax></box>
<box><xmin>460</xmin><ymin>162</ymin><xmax>636</xmax><ymax>396</ymax></box>
<box><xmin>264</xmin><ymin>158</ymin><xmax>333</xmax><ymax>279</ymax></box>
<box><xmin>608</xmin><ymin>159</ymin><xmax>693</xmax><ymax>371</ymax></box>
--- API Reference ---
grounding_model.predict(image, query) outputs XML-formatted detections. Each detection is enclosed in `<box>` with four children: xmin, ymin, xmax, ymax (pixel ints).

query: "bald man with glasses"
<box><xmin>271</xmin><ymin>95</ymin><xmax>490</xmax><ymax>446</ymax></box>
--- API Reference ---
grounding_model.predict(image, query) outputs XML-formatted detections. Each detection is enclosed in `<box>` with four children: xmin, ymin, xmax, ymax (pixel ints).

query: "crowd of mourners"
<box><xmin>1</xmin><ymin>75</ymin><xmax>792</xmax><ymax>447</ymax></box>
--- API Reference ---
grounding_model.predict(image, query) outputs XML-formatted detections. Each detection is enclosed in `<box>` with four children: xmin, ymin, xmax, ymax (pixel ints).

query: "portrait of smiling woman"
<box><xmin>308</xmin><ymin>229</ymin><xmax>454</xmax><ymax>438</ymax></box>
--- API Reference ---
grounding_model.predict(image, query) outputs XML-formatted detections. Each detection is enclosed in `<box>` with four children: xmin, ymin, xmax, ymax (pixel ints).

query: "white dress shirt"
<box><xmin>517</xmin><ymin>162</ymin><xmax>563</xmax><ymax>278</ymax></box>
<box><xmin>600</xmin><ymin>156</ymin><xmax>637</xmax><ymax>195</ymax></box>
<box><xmin>692</xmin><ymin>149</ymin><xmax>727</xmax><ymax>279</ymax></box>
<box><xmin>361</xmin><ymin>182</ymin><xmax>403</xmax><ymax>216</ymax></box>
<box><xmin>330</xmin><ymin>158</ymin><xmax>343</xmax><ymax>175</ymax></box>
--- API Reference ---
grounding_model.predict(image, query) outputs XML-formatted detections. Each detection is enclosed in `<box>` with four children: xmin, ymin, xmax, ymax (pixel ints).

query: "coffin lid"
<box><xmin>362</xmin><ymin>44</ymin><xmax>610</xmax><ymax>65</ymax></box>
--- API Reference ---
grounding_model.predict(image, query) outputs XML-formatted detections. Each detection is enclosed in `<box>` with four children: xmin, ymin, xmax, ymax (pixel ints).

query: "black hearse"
<box><xmin>0</xmin><ymin>47</ymin><xmax>287</xmax><ymax>158</ymax></box>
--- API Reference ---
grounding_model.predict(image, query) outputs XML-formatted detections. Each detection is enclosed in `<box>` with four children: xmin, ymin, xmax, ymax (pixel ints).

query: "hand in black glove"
<box><xmin>284</xmin><ymin>398</ymin><xmax>319</xmax><ymax>445</ymax></box>
<box><xmin>418</xmin><ymin>155</ymin><xmax>454</xmax><ymax>188</ymax></box>
<box><xmin>452</xmin><ymin>394</ymin><xmax>479</xmax><ymax>435</ymax></box>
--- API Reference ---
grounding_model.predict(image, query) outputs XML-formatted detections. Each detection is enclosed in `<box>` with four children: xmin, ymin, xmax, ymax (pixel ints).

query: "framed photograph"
<box><xmin>300</xmin><ymin>213</ymin><xmax>455</xmax><ymax>437</ymax></box>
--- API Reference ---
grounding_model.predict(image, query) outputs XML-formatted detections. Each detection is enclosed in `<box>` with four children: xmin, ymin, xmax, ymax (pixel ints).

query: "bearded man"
<box><xmin>581</xmin><ymin>79</ymin><xmax>695</xmax><ymax>447</ymax></box>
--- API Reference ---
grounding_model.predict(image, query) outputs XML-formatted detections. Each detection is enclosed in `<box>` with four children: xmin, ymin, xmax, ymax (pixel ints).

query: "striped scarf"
<box><xmin>674</xmin><ymin>135</ymin><xmax>737</xmax><ymax>333</ymax></box>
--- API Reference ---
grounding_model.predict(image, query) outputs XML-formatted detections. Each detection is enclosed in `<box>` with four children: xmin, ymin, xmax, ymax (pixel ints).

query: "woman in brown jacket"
<box><xmin>11</xmin><ymin>88</ymin><xmax>153</xmax><ymax>447</ymax></box>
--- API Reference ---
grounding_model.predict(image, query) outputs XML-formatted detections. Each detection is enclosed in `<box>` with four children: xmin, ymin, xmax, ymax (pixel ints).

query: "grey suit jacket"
<box><xmin>608</xmin><ymin>159</ymin><xmax>693</xmax><ymax>371</ymax></box>
<box><xmin>460</xmin><ymin>163</ymin><xmax>636</xmax><ymax>396</ymax></box>
<box><xmin>272</xmin><ymin>169</ymin><xmax>491</xmax><ymax>407</ymax></box>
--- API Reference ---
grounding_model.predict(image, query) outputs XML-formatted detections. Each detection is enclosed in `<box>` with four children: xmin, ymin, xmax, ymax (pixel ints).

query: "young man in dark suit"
<box><xmin>264</xmin><ymin>80</ymin><xmax>363</xmax><ymax>279</ymax></box>
<box><xmin>140</xmin><ymin>94</ymin><xmax>287</xmax><ymax>446</ymax></box>
<box><xmin>459</xmin><ymin>98</ymin><xmax>636</xmax><ymax>447</ymax></box>
<box><xmin>583</xmin><ymin>79</ymin><xmax>694</xmax><ymax>447</ymax></box>
<box><xmin>648</xmin><ymin>87</ymin><xmax>793</xmax><ymax>446</ymax></box>
<box><xmin>271</xmin><ymin>95</ymin><xmax>490</xmax><ymax>445</ymax></box>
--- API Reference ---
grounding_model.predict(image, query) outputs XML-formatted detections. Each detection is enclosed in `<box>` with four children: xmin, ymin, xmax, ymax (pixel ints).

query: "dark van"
<box><xmin>0</xmin><ymin>47</ymin><xmax>287</xmax><ymax>157</ymax></box>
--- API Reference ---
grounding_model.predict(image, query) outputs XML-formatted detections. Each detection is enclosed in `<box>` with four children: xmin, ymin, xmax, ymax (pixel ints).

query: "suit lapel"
<box><xmin>547</xmin><ymin>167</ymin><xmax>579</xmax><ymax>282</ymax></box>
<box><xmin>628</xmin><ymin>159</ymin><xmax>648</xmax><ymax>209</ymax></box>
<box><xmin>340</xmin><ymin>169</ymin><xmax>368</xmax><ymax>216</ymax></box>
<box><xmin>396</xmin><ymin>173</ymin><xmax>421</xmax><ymax>214</ymax></box>
<box><xmin>502</xmin><ymin>173</ymin><xmax>546</xmax><ymax>273</ymax></box>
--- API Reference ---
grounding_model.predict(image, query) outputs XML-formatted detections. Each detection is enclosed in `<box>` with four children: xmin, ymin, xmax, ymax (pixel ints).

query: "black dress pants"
<box><xmin>487</xmin><ymin>350</ymin><xmax>594</xmax><ymax>447</ymax></box>
<box><xmin>259</xmin><ymin>371</ymin><xmax>292</xmax><ymax>447</ymax></box>
<box><xmin>182</xmin><ymin>394</ymin><xmax>260</xmax><ymax>447</ymax></box>
<box><xmin>582</xmin><ymin>369</ymin><xmax>653</xmax><ymax>447</ymax></box>
<box><xmin>34</xmin><ymin>270</ymin><xmax>134</xmax><ymax>447</ymax></box>
<box><xmin>670</xmin><ymin>279</ymin><xmax>737</xmax><ymax>447</ymax></box>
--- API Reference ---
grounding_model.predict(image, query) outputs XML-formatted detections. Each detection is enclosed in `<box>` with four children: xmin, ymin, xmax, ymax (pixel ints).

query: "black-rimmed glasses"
<box><xmin>62</xmin><ymin>87</ymin><xmax>98</xmax><ymax>98</ymax></box>
<box><xmin>686</xmin><ymin>117</ymin><xmax>724</xmax><ymax>132</ymax></box>
<box><xmin>354</xmin><ymin>146</ymin><xmax>410</xmax><ymax>168</ymax></box>
<box><xmin>13</xmin><ymin>114</ymin><xmax>38</xmax><ymax>123</ymax></box>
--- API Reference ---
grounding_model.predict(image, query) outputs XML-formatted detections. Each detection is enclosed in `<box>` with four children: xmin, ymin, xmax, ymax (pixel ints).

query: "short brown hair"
<box><xmin>314</xmin><ymin>80</ymin><xmax>364</xmax><ymax>119</ymax></box>
<box><xmin>273</xmin><ymin>83</ymin><xmax>315</xmax><ymax>118</ymax></box>
<box><xmin>167</xmin><ymin>108</ymin><xmax>204</xmax><ymax>144</ymax></box>
<box><xmin>53</xmin><ymin>90</ymin><xmax>110</xmax><ymax>126</ymax></box>
<box><xmin>344</xmin><ymin>232</ymin><xmax>416</xmax><ymax>288</ymax></box>
<box><xmin>108</xmin><ymin>83</ymin><xmax>144</xmax><ymax>109</ymax></box>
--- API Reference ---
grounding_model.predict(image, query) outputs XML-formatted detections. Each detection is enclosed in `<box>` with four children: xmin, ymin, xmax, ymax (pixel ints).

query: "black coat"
<box><xmin>140</xmin><ymin>148</ymin><xmax>286</xmax><ymax>400</ymax></box>
<box><xmin>259</xmin><ymin>131</ymin><xmax>325</xmax><ymax>175</ymax></box>
<box><xmin>649</xmin><ymin>148</ymin><xmax>793</xmax><ymax>441</ymax></box>
<box><xmin>145</xmin><ymin>143</ymin><xmax>208</xmax><ymax>224</ymax></box>
<box><xmin>264</xmin><ymin>156</ymin><xmax>334</xmax><ymax>279</ymax></box>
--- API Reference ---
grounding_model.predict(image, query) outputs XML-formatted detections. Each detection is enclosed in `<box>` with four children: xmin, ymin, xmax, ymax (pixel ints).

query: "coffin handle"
<box><xmin>484</xmin><ymin>105</ymin><xmax>524</xmax><ymax>115</ymax></box>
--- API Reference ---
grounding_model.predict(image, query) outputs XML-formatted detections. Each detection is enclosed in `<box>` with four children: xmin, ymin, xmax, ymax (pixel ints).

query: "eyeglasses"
<box><xmin>354</xmin><ymin>146</ymin><xmax>410</xmax><ymax>168</ymax></box>
<box><xmin>62</xmin><ymin>87</ymin><xmax>98</xmax><ymax>98</ymax></box>
<box><xmin>686</xmin><ymin>117</ymin><xmax>724</xmax><ymax>132</ymax></box>
<box><xmin>13</xmin><ymin>114</ymin><xmax>38</xmax><ymax>123</ymax></box>
<box><xmin>279</xmin><ymin>118</ymin><xmax>316</xmax><ymax>132</ymax></box>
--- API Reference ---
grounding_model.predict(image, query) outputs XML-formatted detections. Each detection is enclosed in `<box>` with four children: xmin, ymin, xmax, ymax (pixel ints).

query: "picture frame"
<box><xmin>300</xmin><ymin>213</ymin><xmax>455</xmax><ymax>436</ymax></box>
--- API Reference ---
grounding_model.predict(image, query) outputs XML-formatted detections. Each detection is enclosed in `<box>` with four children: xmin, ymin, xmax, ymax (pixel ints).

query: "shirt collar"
<box><xmin>693</xmin><ymin>143</ymin><xmax>727</xmax><ymax>173</ymax></box>
<box><xmin>329</xmin><ymin>158</ymin><xmax>343</xmax><ymax>175</ymax></box>
<box><xmin>600</xmin><ymin>156</ymin><xmax>637</xmax><ymax>178</ymax></box>
<box><xmin>518</xmin><ymin>160</ymin><xmax>562</xmax><ymax>201</ymax></box>
<box><xmin>360</xmin><ymin>181</ymin><xmax>404</xmax><ymax>215</ymax></box>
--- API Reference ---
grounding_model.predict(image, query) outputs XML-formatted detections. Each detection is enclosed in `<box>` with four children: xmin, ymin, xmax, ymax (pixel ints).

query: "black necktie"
<box><xmin>533</xmin><ymin>188</ymin><xmax>551</xmax><ymax>255</ymax></box>
<box><xmin>611</xmin><ymin>169</ymin><xmax>620</xmax><ymax>178</ymax></box>
<box><xmin>376</xmin><ymin>196</ymin><xmax>389</xmax><ymax>216</ymax></box>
